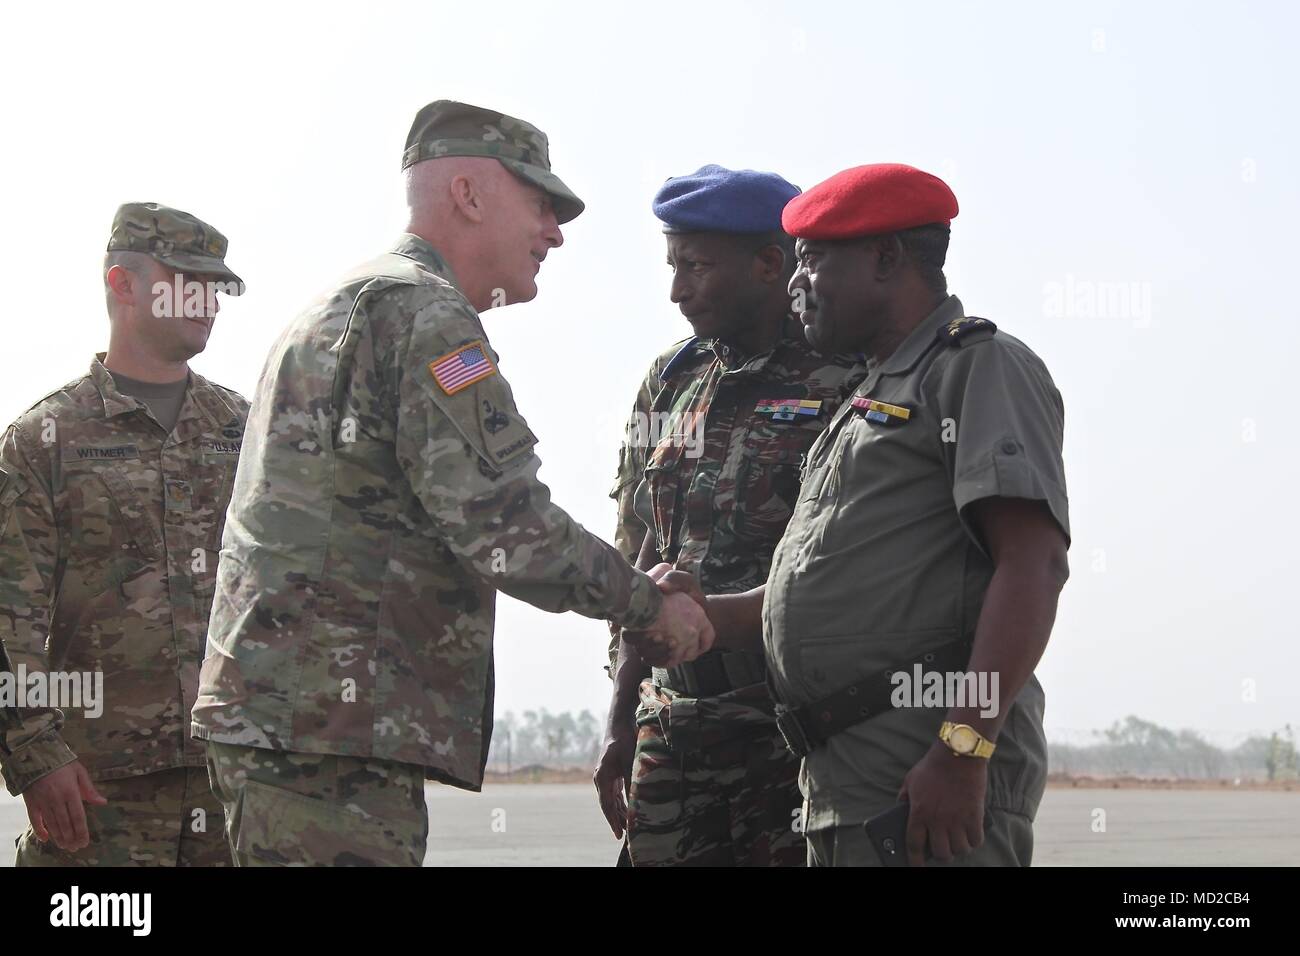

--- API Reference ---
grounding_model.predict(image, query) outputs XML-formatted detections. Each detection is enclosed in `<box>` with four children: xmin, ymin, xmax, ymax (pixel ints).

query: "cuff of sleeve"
<box><xmin>611</xmin><ymin>570</ymin><xmax>663</xmax><ymax>631</ymax></box>
<box><xmin>1</xmin><ymin>730</ymin><xmax>78</xmax><ymax>796</ymax></box>
<box><xmin>954</xmin><ymin>449</ymin><xmax>1070</xmax><ymax>547</ymax></box>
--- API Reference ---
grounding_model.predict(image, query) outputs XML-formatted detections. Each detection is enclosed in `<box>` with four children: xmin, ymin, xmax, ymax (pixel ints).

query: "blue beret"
<box><xmin>652</xmin><ymin>164</ymin><xmax>800</xmax><ymax>234</ymax></box>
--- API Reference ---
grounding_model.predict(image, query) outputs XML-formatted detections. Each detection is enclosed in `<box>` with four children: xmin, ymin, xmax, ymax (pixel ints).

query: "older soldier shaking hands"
<box><xmin>191</xmin><ymin>100</ymin><xmax>711</xmax><ymax>867</ymax></box>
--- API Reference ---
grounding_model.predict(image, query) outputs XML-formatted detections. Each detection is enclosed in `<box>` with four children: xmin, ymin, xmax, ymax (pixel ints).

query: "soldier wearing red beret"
<box><xmin>655</xmin><ymin>163</ymin><xmax>1070</xmax><ymax>866</ymax></box>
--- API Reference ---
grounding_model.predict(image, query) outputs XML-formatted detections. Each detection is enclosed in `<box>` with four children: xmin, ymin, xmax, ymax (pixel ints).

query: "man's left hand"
<box><xmin>897</xmin><ymin>742</ymin><xmax>988</xmax><ymax>866</ymax></box>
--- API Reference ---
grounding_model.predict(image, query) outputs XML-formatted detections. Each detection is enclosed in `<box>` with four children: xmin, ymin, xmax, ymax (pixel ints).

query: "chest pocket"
<box><xmin>190</xmin><ymin>441</ymin><xmax>242</xmax><ymax>625</ymax></box>
<box><xmin>734</xmin><ymin>417</ymin><xmax>826</xmax><ymax>546</ymax></box>
<box><xmin>643</xmin><ymin>438</ymin><xmax>691</xmax><ymax>557</ymax></box>
<box><xmin>59</xmin><ymin>457</ymin><xmax>162</xmax><ymax>578</ymax></box>
<box><xmin>52</xmin><ymin>455</ymin><xmax>162</xmax><ymax>668</ymax></box>
<box><xmin>194</xmin><ymin>441</ymin><xmax>242</xmax><ymax>549</ymax></box>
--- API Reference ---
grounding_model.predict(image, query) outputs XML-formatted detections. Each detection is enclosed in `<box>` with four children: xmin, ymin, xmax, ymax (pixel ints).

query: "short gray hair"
<box><xmin>102</xmin><ymin>250</ymin><xmax>155</xmax><ymax>309</ymax></box>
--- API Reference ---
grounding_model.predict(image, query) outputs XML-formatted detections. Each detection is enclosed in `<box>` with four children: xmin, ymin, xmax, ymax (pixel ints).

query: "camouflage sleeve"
<box><xmin>609</xmin><ymin>360</ymin><xmax>662</xmax><ymax>562</ymax></box>
<box><xmin>392</xmin><ymin>287</ymin><xmax>663</xmax><ymax>630</ymax></box>
<box><xmin>604</xmin><ymin>360</ymin><xmax>664</xmax><ymax>673</ymax></box>
<box><xmin>0</xmin><ymin>423</ymin><xmax>77</xmax><ymax>795</ymax></box>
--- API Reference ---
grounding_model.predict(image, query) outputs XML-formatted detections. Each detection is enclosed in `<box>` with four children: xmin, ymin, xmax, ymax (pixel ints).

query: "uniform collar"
<box><xmin>89</xmin><ymin>354</ymin><xmax>140</xmax><ymax>419</ymax></box>
<box><xmin>710</xmin><ymin>313</ymin><xmax>805</xmax><ymax>377</ymax></box>
<box><xmin>89</xmin><ymin>353</ymin><xmax>240</xmax><ymax>439</ymax></box>
<box><xmin>875</xmin><ymin>294</ymin><xmax>965</xmax><ymax>377</ymax></box>
<box><xmin>390</xmin><ymin>233</ymin><xmax>462</xmax><ymax>291</ymax></box>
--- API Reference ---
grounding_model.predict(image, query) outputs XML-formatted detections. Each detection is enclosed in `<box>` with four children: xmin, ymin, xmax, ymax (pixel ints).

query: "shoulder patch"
<box><xmin>429</xmin><ymin>340</ymin><xmax>497</xmax><ymax>394</ymax></box>
<box><xmin>940</xmin><ymin>315</ymin><xmax>998</xmax><ymax>347</ymax></box>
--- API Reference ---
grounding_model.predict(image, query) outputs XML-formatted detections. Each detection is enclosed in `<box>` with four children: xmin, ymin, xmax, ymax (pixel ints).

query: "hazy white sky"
<box><xmin>2</xmin><ymin>0</ymin><xmax>1295</xmax><ymax>741</ymax></box>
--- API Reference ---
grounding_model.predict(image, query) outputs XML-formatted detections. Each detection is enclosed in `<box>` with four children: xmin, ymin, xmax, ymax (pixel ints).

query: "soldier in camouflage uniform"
<box><xmin>0</xmin><ymin>203</ymin><xmax>247</xmax><ymax>866</ymax></box>
<box><xmin>595</xmin><ymin>166</ymin><xmax>867</xmax><ymax>866</ymax></box>
<box><xmin>192</xmin><ymin>100</ymin><xmax>712</xmax><ymax>867</ymax></box>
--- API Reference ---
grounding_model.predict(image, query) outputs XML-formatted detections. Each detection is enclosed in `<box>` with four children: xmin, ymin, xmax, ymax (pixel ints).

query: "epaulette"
<box><xmin>939</xmin><ymin>315</ymin><xmax>997</xmax><ymax>347</ymax></box>
<box><xmin>658</xmin><ymin>336</ymin><xmax>708</xmax><ymax>382</ymax></box>
<box><xmin>22</xmin><ymin>375</ymin><xmax>91</xmax><ymax>415</ymax></box>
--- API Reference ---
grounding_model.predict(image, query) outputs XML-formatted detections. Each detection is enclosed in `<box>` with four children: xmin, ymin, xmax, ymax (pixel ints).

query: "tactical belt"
<box><xmin>774</xmin><ymin>639</ymin><xmax>972</xmax><ymax>758</ymax></box>
<box><xmin>652</xmin><ymin>650</ymin><xmax>767</xmax><ymax>698</ymax></box>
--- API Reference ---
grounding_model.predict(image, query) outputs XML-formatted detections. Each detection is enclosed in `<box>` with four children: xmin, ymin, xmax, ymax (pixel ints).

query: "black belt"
<box><xmin>774</xmin><ymin>639</ymin><xmax>972</xmax><ymax>758</ymax></box>
<box><xmin>652</xmin><ymin>650</ymin><xmax>767</xmax><ymax>698</ymax></box>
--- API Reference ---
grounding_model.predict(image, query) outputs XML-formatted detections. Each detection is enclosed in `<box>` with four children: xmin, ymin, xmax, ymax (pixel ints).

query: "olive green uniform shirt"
<box><xmin>764</xmin><ymin>295</ymin><xmax>1069</xmax><ymax>832</ymax></box>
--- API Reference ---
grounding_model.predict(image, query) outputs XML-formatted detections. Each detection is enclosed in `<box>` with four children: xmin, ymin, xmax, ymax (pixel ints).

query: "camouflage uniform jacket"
<box><xmin>0</xmin><ymin>641</ymin><xmax>17</xmax><ymax>731</ymax></box>
<box><xmin>190</xmin><ymin>234</ymin><xmax>662</xmax><ymax>792</ymax></box>
<box><xmin>0</xmin><ymin>356</ymin><xmax>249</xmax><ymax>795</ymax></box>
<box><xmin>608</xmin><ymin>318</ymin><xmax>866</xmax><ymax>687</ymax></box>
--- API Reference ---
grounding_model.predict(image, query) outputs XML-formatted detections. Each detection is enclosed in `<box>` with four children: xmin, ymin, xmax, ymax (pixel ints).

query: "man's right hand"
<box><xmin>625</xmin><ymin>583</ymin><xmax>714</xmax><ymax>668</ymax></box>
<box><xmin>21</xmin><ymin>760</ymin><xmax>107</xmax><ymax>852</ymax></box>
<box><xmin>649</xmin><ymin>566</ymin><xmax>707</xmax><ymax>609</ymax></box>
<box><xmin>593</xmin><ymin>729</ymin><xmax>637</xmax><ymax>839</ymax></box>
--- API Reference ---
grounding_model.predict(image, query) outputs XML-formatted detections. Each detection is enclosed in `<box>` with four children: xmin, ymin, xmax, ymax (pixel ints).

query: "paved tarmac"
<box><xmin>1</xmin><ymin>784</ymin><xmax>1295</xmax><ymax>866</ymax></box>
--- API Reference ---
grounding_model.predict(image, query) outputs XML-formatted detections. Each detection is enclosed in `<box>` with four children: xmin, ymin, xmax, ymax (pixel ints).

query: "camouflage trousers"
<box><xmin>205</xmin><ymin>740</ymin><xmax>428</xmax><ymax>867</ymax></box>
<box><xmin>626</xmin><ymin>680</ymin><xmax>805</xmax><ymax>867</ymax></box>
<box><xmin>15</xmin><ymin>765</ymin><xmax>230</xmax><ymax>867</ymax></box>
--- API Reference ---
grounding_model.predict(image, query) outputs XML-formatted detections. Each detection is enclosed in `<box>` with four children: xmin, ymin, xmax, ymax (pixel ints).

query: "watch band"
<box><xmin>939</xmin><ymin>720</ymin><xmax>996</xmax><ymax>759</ymax></box>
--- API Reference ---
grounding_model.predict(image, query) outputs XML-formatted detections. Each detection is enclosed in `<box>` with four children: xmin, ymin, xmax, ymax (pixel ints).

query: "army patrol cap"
<box><xmin>106</xmin><ymin>202</ymin><xmax>245</xmax><ymax>294</ymax></box>
<box><xmin>402</xmin><ymin>100</ymin><xmax>585</xmax><ymax>224</ymax></box>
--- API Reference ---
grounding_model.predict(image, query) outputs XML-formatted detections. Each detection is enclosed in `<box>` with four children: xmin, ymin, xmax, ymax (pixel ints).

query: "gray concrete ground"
<box><xmin>0</xmin><ymin>785</ymin><xmax>1295</xmax><ymax>866</ymax></box>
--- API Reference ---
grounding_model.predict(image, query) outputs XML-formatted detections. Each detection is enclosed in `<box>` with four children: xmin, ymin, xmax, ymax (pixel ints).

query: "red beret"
<box><xmin>781</xmin><ymin>163</ymin><xmax>958</xmax><ymax>239</ymax></box>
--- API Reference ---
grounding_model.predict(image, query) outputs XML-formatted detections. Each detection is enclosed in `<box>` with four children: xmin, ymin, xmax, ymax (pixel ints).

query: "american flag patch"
<box><xmin>429</xmin><ymin>341</ymin><xmax>496</xmax><ymax>394</ymax></box>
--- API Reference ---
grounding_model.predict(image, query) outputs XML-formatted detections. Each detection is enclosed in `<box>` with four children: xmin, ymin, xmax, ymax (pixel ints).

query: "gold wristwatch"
<box><xmin>939</xmin><ymin>721</ymin><xmax>996</xmax><ymax>759</ymax></box>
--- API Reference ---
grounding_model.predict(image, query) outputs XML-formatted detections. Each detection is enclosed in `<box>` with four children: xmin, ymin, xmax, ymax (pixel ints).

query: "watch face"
<box><xmin>950</xmin><ymin>726</ymin><xmax>978</xmax><ymax>754</ymax></box>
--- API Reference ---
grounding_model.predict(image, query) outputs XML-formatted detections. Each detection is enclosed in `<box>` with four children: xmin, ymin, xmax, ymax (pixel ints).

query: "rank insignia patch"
<box><xmin>429</xmin><ymin>341</ymin><xmax>496</xmax><ymax>395</ymax></box>
<box><xmin>940</xmin><ymin>316</ymin><xmax>997</xmax><ymax>346</ymax></box>
<box><xmin>756</xmin><ymin>398</ymin><xmax>822</xmax><ymax>422</ymax></box>
<box><xmin>851</xmin><ymin>397</ymin><xmax>911</xmax><ymax>425</ymax></box>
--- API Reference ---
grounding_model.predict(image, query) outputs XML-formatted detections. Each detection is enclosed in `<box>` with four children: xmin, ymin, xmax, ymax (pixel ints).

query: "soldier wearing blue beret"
<box><xmin>656</xmin><ymin>164</ymin><xmax>1070</xmax><ymax>867</ymax></box>
<box><xmin>595</xmin><ymin>165</ymin><xmax>867</xmax><ymax>866</ymax></box>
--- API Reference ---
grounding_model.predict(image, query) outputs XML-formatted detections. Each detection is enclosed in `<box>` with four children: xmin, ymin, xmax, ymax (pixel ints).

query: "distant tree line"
<box><xmin>487</xmin><ymin>709</ymin><xmax>603</xmax><ymax>773</ymax></box>
<box><xmin>486</xmin><ymin>710</ymin><xmax>1298</xmax><ymax>780</ymax></box>
<box><xmin>1050</xmin><ymin>716</ymin><xmax>1298</xmax><ymax>780</ymax></box>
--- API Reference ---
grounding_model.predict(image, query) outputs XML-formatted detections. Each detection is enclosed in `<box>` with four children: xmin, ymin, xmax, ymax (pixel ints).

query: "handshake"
<box><xmin>624</xmin><ymin>564</ymin><xmax>713</xmax><ymax>668</ymax></box>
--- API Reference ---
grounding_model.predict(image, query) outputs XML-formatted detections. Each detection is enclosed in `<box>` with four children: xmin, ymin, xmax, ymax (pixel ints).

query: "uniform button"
<box><xmin>1001</xmin><ymin>440</ymin><xmax>1019</xmax><ymax>455</ymax></box>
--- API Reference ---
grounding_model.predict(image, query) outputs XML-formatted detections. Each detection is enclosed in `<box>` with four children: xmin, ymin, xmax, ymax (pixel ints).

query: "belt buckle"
<box><xmin>775</xmin><ymin>708</ymin><xmax>813</xmax><ymax>758</ymax></box>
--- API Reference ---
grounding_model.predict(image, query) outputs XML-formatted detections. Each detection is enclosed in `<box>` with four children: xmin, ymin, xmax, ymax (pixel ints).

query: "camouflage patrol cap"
<box><xmin>402</xmin><ymin>100</ymin><xmax>585</xmax><ymax>224</ymax></box>
<box><xmin>106</xmin><ymin>202</ymin><xmax>245</xmax><ymax>294</ymax></box>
